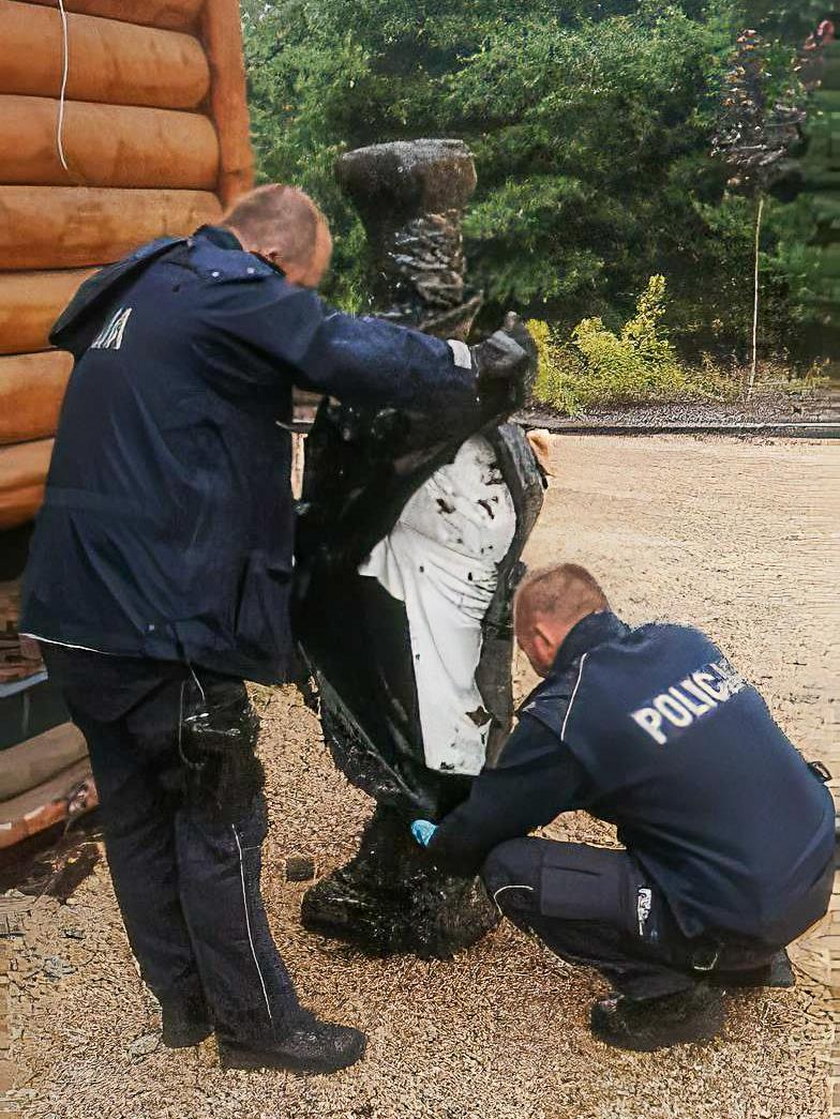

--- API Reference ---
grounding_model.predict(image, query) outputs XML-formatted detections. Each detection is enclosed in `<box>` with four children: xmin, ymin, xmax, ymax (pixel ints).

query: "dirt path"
<box><xmin>5</xmin><ymin>435</ymin><xmax>838</xmax><ymax>1119</ymax></box>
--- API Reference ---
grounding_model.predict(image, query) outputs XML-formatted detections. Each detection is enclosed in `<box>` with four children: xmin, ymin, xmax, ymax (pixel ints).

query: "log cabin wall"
<box><xmin>0</xmin><ymin>0</ymin><xmax>253</xmax><ymax>530</ymax></box>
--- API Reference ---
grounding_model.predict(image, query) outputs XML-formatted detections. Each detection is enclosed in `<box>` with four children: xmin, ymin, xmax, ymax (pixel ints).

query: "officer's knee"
<box><xmin>481</xmin><ymin>838</ymin><xmax>540</xmax><ymax>915</ymax></box>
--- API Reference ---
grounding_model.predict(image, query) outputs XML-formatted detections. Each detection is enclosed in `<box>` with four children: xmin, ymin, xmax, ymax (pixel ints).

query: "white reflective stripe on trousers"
<box><xmin>232</xmin><ymin>824</ymin><xmax>274</xmax><ymax>1023</ymax></box>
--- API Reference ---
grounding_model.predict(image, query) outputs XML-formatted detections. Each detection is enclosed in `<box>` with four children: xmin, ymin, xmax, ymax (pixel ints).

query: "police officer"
<box><xmin>20</xmin><ymin>184</ymin><xmax>529</xmax><ymax>1073</ymax></box>
<box><xmin>412</xmin><ymin>563</ymin><xmax>834</xmax><ymax>1051</ymax></box>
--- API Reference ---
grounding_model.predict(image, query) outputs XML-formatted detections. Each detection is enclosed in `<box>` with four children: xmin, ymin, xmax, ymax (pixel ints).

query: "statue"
<box><xmin>293</xmin><ymin>139</ymin><xmax>545</xmax><ymax>958</ymax></box>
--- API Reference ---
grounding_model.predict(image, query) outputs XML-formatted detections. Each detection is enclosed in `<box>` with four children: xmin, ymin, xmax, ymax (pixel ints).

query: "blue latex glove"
<box><xmin>411</xmin><ymin>819</ymin><xmax>438</xmax><ymax>847</ymax></box>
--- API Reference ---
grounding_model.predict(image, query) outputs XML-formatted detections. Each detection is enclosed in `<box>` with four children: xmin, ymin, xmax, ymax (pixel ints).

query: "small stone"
<box><xmin>285</xmin><ymin>856</ymin><xmax>316</xmax><ymax>882</ymax></box>
<box><xmin>41</xmin><ymin>956</ymin><xmax>75</xmax><ymax>979</ymax></box>
<box><xmin>128</xmin><ymin>1033</ymin><xmax>160</xmax><ymax>1058</ymax></box>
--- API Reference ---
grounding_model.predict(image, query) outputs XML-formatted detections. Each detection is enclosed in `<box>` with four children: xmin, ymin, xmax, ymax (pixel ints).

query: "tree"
<box><xmin>242</xmin><ymin>1</ymin><xmax>813</xmax><ymax>358</ymax></box>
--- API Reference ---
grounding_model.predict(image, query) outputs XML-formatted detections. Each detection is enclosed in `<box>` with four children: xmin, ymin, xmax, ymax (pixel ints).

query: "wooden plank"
<box><xmin>0</xmin><ymin>186</ymin><xmax>222</xmax><ymax>270</ymax></box>
<box><xmin>0</xmin><ymin>268</ymin><xmax>94</xmax><ymax>354</ymax></box>
<box><xmin>0</xmin><ymin>2</ymin><xmax>210</xmax><ymax>110</ymax></box>
<box><xmin>0</xmin><ymin>757</ymin><xmax>96</xmax><ymax>849</ymax></box>
<box><xmin>25</xmin><ymin>0</ymin><xmax>204</xmax><ymax>32</ymax></box>
<box><xmin>0</xmin><ymin>438</ymin><xmax>53</xmax><ymax>530</ymax></box>
<box><xmin>0</xmin><ymin>723</ymin><xmax>86</xmax><ymax>801</ymax></box>
<box><xmin>201</xmin><ymin>0</ymin><xmax>254</xmax><ymax>207</ymax></box>
<box><xmin>0</xmin><ymin>351</ymin><xmax>72</xmax><ymax>445</ymax></box>
<box><xmin>0</xmin><ymin>95</ymin><xmax>219</xmax><ymax>190</ymax></box>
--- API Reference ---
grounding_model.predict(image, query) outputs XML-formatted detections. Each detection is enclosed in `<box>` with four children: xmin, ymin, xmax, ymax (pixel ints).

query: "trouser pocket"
<box><xmin>539</xmin><ymin>843</ymin><xmax>633</xmax><ymax>925</ymax></box>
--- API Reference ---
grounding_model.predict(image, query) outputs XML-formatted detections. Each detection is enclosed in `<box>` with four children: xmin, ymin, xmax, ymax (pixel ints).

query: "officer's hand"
<box><xmin>411</xmin><ymin>819</ymin><xmax>439</xmax><ymax>847</ymax></box>
<box><xmin>469</xmin><ymin>312</ymin><xmax>536</xmax><ymax>405</ymax></box>
<box><xmin>501</xmin><ymin>311</ymin><xmax>538</xmax><ymax>369</ymax></box>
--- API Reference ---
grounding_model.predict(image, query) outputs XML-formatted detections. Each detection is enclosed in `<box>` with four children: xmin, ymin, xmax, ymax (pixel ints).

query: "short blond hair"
<box><xmin>223</xmin><ymin>184</ymin><xmax>326</xmax><ymax>268</ymax></box>
<box><xmin>515</xmin><ymin>563</ymin><xmax>608</xmax><ymax>628</ymax></box>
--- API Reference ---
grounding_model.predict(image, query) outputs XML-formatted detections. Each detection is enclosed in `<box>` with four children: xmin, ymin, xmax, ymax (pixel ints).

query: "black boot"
<box><xmin>217</xmin><ymin>1010</ymin><xmax>366</xmax><ymax>1074</ymax></box>
<box><xmin>300</xmin><ymin>805</ymin><xmax>499</xmax><ymax>959</ymax></box>
<box><xmin>590</xmin><ymin>985</ymin><xmax>725</xmax><ymax>1052</ymax></box>
<box><xmin>160</xmin><ymin>998</ymin><xmax>213</xmax><ymax>1049</ymax></box>
<box><xmin>710</xmin><ymin>949</ymin><xmax>795</xmax><ymax>989</ymax></box>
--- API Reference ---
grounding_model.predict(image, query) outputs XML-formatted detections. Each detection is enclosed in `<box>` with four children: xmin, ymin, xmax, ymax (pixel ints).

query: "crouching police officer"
<box><xmin>21</xmin><ymin>184</ymin><xmax>530</xmax><ymax>1074</ymax></box>
<box><xmin>412</xmin><ymin>563</ymin><xmax>834</xmax><ymax>1052</ymax></box>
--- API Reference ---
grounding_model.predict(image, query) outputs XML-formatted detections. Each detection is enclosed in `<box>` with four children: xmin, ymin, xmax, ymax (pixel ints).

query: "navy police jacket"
<box><xmin>21</xmin><ymin>227</ymin><xmax>477</xmax><ymax>683</ymax></box>
<box><xmin>430</xmin><ymin>611</ymin><xmax>834</xmax><ymax>941</ymax></box>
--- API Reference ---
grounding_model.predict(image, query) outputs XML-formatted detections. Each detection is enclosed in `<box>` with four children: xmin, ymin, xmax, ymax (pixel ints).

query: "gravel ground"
<box><xmin>521</xmin><ymin>384</ymin><xmax>840</xmax><ymax>427</ymax></box>
<box><xmin>4</xmin><ymin>434</ymin><xmax>837</xmax><ymax>1119</ymax></box>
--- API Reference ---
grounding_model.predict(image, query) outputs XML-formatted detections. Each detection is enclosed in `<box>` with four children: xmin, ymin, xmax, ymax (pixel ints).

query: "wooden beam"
<box><xmin>0</xmin><ymin>756</ymin><xmax>96</xmax><ymax>849</ymax></box>
<box><xmin>0</xmin><ymin>351</ymin><xmax>72</xmax><ymax>445</ymax></box>
<box><xmin>0</xmin><ymin>269</ymin><xmax>94</xmax><ymax>354</ymax></box>
<box><xmin>0</xmin><ymin>438</ymin><xmax>53</xmax><ymax>529</ymax></box>
<box><xmin>0</xmin><ymin>722</ymin><xmax>87</xmax><ymax>802</ymax></box>
<box><xmin>0</xmin><ymin>1</ymin><xmax>210</xmax><ymax>110</ymax></box>
<box><xmin>25</xmin><ymin>0</ymin><xmax>204</xmax><ymax>32</ymax></box>
<box><xmin>201</xmin><ymin>0</ymin><xmax>254</xmax><ymax>208</ymax></box>
<box><xmin>0</xmin><ymin>95</ymin><xmax>219</xmax><ymax>190</ymax></box>
<box><xmin>0</xmin><ymin>186</ymin><xmax>222</xmax><ymax>270</ymax></box>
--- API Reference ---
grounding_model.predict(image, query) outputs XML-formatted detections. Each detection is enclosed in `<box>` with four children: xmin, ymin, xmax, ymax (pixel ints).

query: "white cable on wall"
<box><xmin>56</xmin><ymin>0</ymin><xmax>71</xmax><ymax>174</ymax></box>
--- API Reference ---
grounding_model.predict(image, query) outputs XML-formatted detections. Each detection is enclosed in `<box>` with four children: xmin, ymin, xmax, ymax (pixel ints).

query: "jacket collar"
<box><xmin>193</xmin><ymin>224</ymin><xmax>243</xmax><ymax>251</ymax></box>
<box><xmin>550</xmin><ymin>610</ymin><xmax>629</xmax><ymax>674</ymax></box>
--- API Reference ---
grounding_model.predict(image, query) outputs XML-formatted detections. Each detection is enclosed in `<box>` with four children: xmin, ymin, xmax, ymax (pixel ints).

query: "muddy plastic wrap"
<box><xmin>300</xmin><ymin>804</ymin><xmax>500</xmax><ymax>959</ymax></box>
<box><xmin>336</xmin><ymin>139</ymin><xmax>481</xmax><ymax>340</ymax></box>
<box><xmin>294</xmin><ymin>139</ymin><xmax>543</xmax><ymax>958</ymax></box>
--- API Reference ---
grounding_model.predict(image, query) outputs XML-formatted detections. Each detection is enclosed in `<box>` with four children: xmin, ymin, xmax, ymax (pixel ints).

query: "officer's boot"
<box><xmin>709</xmin><ymin>949</ymin><xmax>795</xmax><ymax>989</ymax></box>
<box><xmin>300</xmin><ymin>804</ymin><xmax>499</xmax><ymax>958</ymax></box>
<box><xmin>158</xmin><ymin>977</ymin><xmax>213</xmax><ymax>1048</ymax></box>
<box><xmin>590</xmin><ymin>984</ymin><xmax>725</xmax><ymax>1052</ymax></box>
<box><xmin>217</xmin><ymin>1008</ymin><xmax>366</xmax><ymax>1074</ymax></box>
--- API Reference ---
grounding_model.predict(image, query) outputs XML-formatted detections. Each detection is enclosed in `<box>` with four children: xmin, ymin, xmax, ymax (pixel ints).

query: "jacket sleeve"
<box><xmin>197</xmin><ymin>279</ymin><xmax>478</xmax><ymax>413</ymax></box>
<box><xmin>426</xmin><ymin>714</ymin><xmax>591</xmax><ymax>878</ymax></box>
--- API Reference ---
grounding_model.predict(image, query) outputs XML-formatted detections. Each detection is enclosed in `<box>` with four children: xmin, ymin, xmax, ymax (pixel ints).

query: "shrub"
<box><xmin>530</xmin><ymin>276</ymin><xmax>708</xmax><ymax>414</ymax></box>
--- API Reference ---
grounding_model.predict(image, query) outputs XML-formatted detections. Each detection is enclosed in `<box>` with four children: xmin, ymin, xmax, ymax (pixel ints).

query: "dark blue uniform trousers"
<box><xmin>65</xmin><ymin>669</ymin><xmax>301</xmax><ymax>1042</ymax></box>
<box><xmin>482</xmin><ymin>838</ymin><xmax>782</xmax><ymax>1000</ymax></box>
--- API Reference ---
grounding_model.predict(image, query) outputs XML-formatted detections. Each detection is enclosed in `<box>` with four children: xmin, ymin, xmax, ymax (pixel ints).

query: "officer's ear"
<box><xmin>531</xmin><ymin>624</ymin><xmax>557</xmax><ymax>673</ymax></box>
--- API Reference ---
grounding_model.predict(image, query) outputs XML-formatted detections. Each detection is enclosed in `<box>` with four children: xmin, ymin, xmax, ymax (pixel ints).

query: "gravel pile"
<box><xmin>4</xmin><ymin>434</ymin><xmax>834</xmax><ymax>1119</ymax></box>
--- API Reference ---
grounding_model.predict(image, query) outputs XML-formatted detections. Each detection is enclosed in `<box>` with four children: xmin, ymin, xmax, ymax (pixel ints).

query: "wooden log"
<box><xmin>0</xmin><ymin>186</ymin><xmax>222</xmax><ymax>270</ymax></box>
<box><xmin>0</xmin><ymin>723</ymin><xmax>87</xmax><ymax>802</ymax></box>
<box><xmin>202</xmin><ymin>0</ymin><xmax>254</xmax><ymax>208</ymax></box>
<box><xmin>26</xmin><ymin>0</ymin><xmax>203</xmax><ymax>32</ymax></box>
<box><xmin>0</xmin><ymin>438</ymin><xmax>53</xmax><ymax>529</ymax></box>
<box><xmin>0</xmin><ymin>352</ymin><xmax>72</xmax><ymax>445</ymax></box>
<box><xmin>0</xmin><ymin>2</ymin><xmax>210</xmax><ymax>110</ymax></box>
<box><xmin>0</xmin><ymin>756</ymin><xmax>96</xmax><ymax>849</ymax></box>
<box><xmin>0</xmin><ymin>269</ymin><xmax>94</xmax><ymax>354</ymax></box>
<box><xmin>0</xmin><ymin>95</ymin><xmax>219</xmax><ymax>190</ymax></box>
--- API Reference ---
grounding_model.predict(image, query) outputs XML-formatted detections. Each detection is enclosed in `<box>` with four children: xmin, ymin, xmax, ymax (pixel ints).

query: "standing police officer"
<box><xmin>413</xmin><ymin>563</ymin><xmax>834</xmax><ymax>1052</ymax></box>
<box><xmin>20</xmin><ymin>185</ymin><xmax>528</xmax><ymax>1074</ymax></box>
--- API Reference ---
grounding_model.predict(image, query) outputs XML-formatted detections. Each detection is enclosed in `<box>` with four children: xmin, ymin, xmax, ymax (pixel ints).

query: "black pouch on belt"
<box><xmin>179</xmin><ymin>678</ymin><xmax>265</xmax><ymax>823</ymax></box>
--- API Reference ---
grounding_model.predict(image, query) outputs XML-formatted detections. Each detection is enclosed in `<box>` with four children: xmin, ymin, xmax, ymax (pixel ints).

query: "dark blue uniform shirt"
<box><xmin>21</xmin><ymin>227</ymin><xmax>477</xmax><ymax>683</ymax></box>
<box><xmin>431</xmin><ymin>611</ymin><xmax>835</xmax><ymax>941</ymax></box>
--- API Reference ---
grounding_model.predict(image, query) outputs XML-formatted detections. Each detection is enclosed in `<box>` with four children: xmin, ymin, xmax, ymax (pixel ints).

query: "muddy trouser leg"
<box><xmin>173</xmin><ymin>677</ymin><xmax>301</xmax><ymax>1043</ymax></box>
<box><xmin>482</xmin><ymin>837</ymin><xmax>697</xmax><ymax>1000</ymax></box>
<box><xmin>67</xmin><ymin>703</ymin><xmax>207</xmax><ymax>1017</ymax></box>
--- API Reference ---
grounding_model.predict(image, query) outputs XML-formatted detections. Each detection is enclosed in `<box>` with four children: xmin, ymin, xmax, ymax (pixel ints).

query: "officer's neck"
<box><xmin>550</xmin><ymin>609</ymin><xmax>628</xmax><ymax>674</ymax></box>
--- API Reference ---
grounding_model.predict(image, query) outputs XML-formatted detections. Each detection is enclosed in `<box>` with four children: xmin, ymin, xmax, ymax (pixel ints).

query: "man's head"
<box><xmin>222</xmin><ymin>184</ymin><xmax>333</xmax><ymax>288</ymax></box>
<box><xmin>514</xmin><ymin>563</ymin><xmax>609</xmax><ymax>677</ymax></box>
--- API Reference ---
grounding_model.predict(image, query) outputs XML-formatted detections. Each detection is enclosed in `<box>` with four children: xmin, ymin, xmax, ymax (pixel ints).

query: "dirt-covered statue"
<box><xmin>293</xmin><ymin>140</ymin><xmax>545</xmax><ymax>959</ymax></box>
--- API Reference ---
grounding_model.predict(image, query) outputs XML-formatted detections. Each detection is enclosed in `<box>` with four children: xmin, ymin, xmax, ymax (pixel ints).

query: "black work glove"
<box><xmin>469</xmin><ymin>311</ymin><xmax>536</xmax><ymax>409</ymax></box>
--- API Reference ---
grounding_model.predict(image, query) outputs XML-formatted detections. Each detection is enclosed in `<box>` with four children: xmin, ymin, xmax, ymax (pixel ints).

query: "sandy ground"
<box><xmin>4</xmin><ymin>434</ymin><xmax>838</xmax><ymax>1119</ymax></box>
